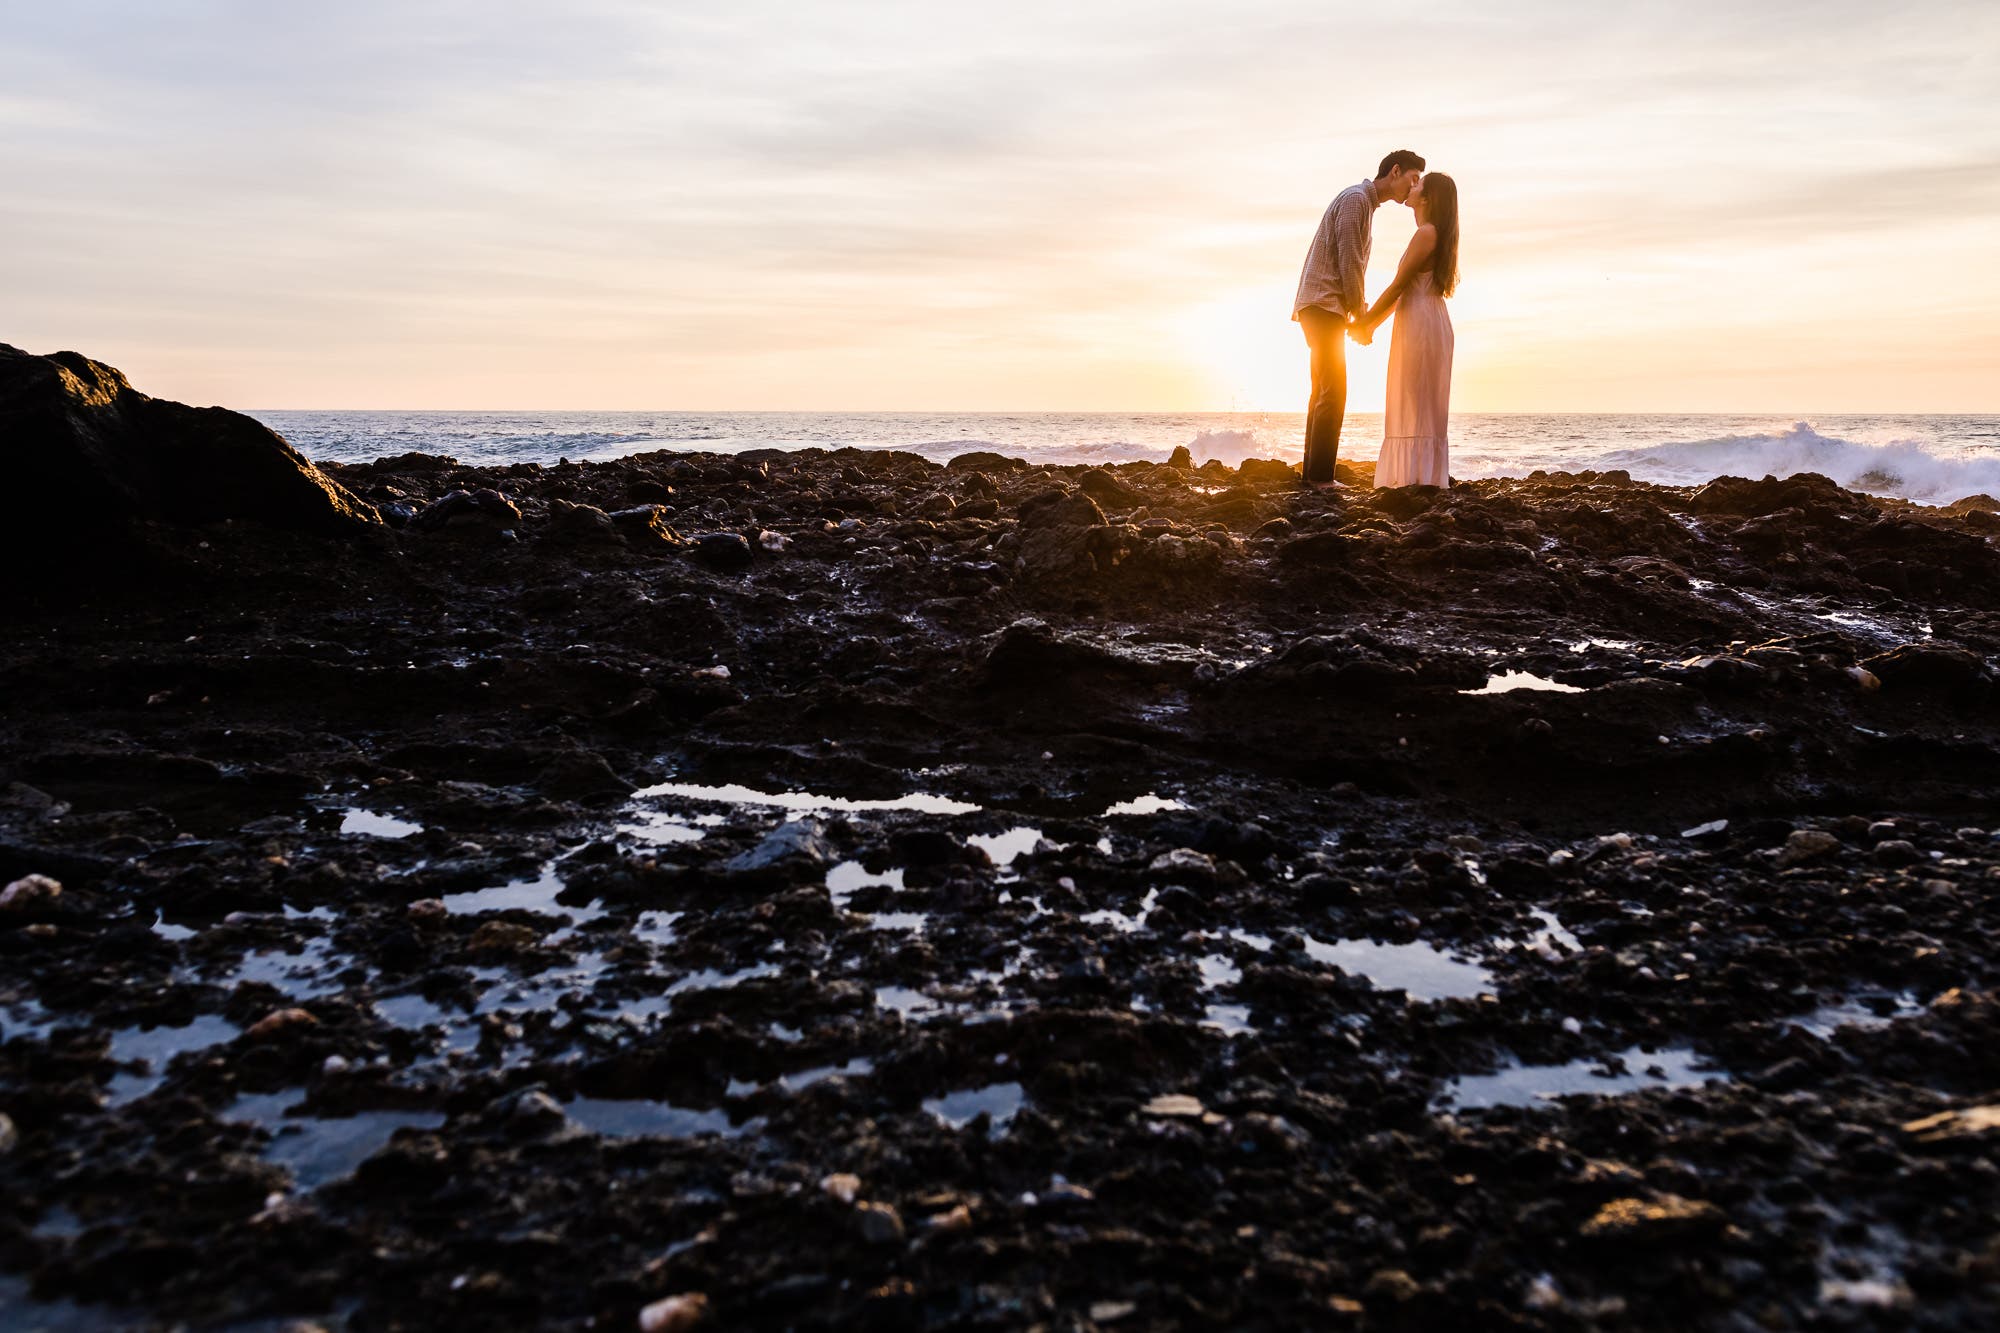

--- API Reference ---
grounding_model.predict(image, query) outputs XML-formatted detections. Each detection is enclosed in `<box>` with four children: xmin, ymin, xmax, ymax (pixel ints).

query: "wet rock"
<box><xmin>0</xmin><ymin>343</ymin><xmax>380</xmax><ymax>541</ymax></box>
<box><xmin>725</xmin><ymin>819</ymin><xmax>833</xmax><ymax>874</ymax></box>
<box><xmin>689</xmin><ymin>531</ymin><xmax>754</xmax><ymax>570</ymax></box>
<box><xmin>245</xmin><ymin>1007</ymin><xmax>320</xmax><ymax>1040</ymax></box>
<box><xmin>1578</xmin><ymin>1194</ymin><xmax>1726</xmax><ymax>1243</ymax></box>
<box><xmin>855</xmin><ymin>1201</ymin><xmax>905</xmax><ymax>1244</ymax></box>
<box><xmin>1077</xmin><ymin>470</ymin><xmax>1140</xmax><ymax>507</ymax></box>
<box><xmin>406</xmin><ymin>898</ymin><xmax>448</xmax><ymax>925</ymax></box>
<box><xmin>411</xmin><ymin>488</ymin><xmax>521</xmax><ymax>532</ymax></box>
<box><xmin>1903</xmin><ymin>1104</ymin><xmax>2000</xmax><ymax>1143</ymax></box>
<box><xmin>468</xmin><ymin>920</ymin><xmax>543</xmax><ymax>954</ymax></box>
<box><xmin>1861</xmin><ymin>643</ymin><xmax>1992</xmax><ymax>695</ymax></box>
<box><xmin>1776</xmin><ymin>829</ymin><xmax>1842</xmax><ymax>868</ymax></box>
<box><xmin>544</xmin><ymin>499</ymin><xmax>621</xmax><ymax>546</ymax></box>
<box><xmin>638</xmin><ymin>1292</ymin><xmax>710</xmax><ymax>1332</ymax></box>
<box><xmin>0</xmin><ymin>872</ymin><xmax>61</xmax><ymax>912</ymax></box>
<box><xmin>1873</xmin><ymin>839</ymin><xmax>1922</xmax><ymax>866</ymax></box>
<box><xmin>945</xmin><ymin>451</ymin><xmax>1028</xmax><ymax>474</ymax></box>
<box><xmin>820</xmin><ymin>1173</ymin><xmax>861</xmax><ymax>1204</ymax></box>
<box><xmin>0</xmin><ymin>1111</ymin><xmax>16</xmax><ymax>1154</ymax></box>
<box><xmin>1236</xmin><ymin>458</ymin><xmax>1298</xmax><ymax>486</ymax></box>
<box><xmin>1166</xmin><ymin>445</ymin><xmax>1193</xmax><ymax>469</ymax></box>
<box><xmin>610</xmin><ymin>504</ymin><xmax>685</xmax><ymax>550</ymax></box>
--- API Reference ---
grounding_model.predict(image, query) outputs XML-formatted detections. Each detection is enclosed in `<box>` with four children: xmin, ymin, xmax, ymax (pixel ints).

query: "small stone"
<box><xmin>924</xmin><ymin>1203</ymin><xmax>973</xmax><ymax>1233</ymax></box>
<box><xmin>1846</xmin><ymin>665</ymin><xmax>1882</xmax><ymax>691</ymax></box>
<box><xmin>469</xmin><ymin>920</ymin><xmax>542</xmax><ymax>954</ymax></box>
<box><xmin>692</xmin><ymin>664</ymin><xmax>731</xmax><ymax>679</ymax></box>
<box><xmin>0</xmin><ymin>1111</ymin><xmax>17</xmax><ymax>1154</ymax></box>
<box><xmin>1867</xmin><ymin>820</ymin><xmax>1900</xmax><ymax>841</ymax></box>
<box><xmin>1141</xmin><ymin>1093</ymin><xmax>1208</xmax><ymax>1118</ymax></box>
<box><xmin>1089</xmin><ymin>1301</ymin><xmax>1137</xmax><ymax>1323</ymax></box>
<box><xmin>322</xmin><ymin>1055</ymin><xmax>351</xmax><ymax>1075</ymax></box>
<box><xmin>1680</xmin><ymin>819</ymin><xmax>1728</xmax><ymax>840</ymax></box>
<box><xmin>1363</xmin><ymin>1269</ymin><xmax>1421</xmax><ymax>1303</ymax></box>
<box><xmin>1873</xmin><ymin>839</ymin><xmax>1922</xmax><ymax>867</ymax></box>
<box><xmin>246</xmin><ymin>1008</ymin><xmax>320</xmax><ymax>1040</ymax></box>
<box><xmin>1039</xmin><ymin>1181</ymin><xmax>1095</xmax><ymax>1208</ymax></box>
<box><xmin>1147</xmin><ymin>848</ymin><xmax>1216</xmax><ymax>876</ymax></box>
<box><xmin>0</xmin><ymin>873</ymin><xmax>61</xmax><ymax>912</ymax></box>
<box><xmin>724</xmin><ymin>819</ymin><xmax>833</xmax><ymax>874</ymax></box>
<box><xmin>406</xmin><ymin>898</ymin><xmax>448</xmax><ymax>924</ymax></box>
<box><xmin>855</xmin><ymin>1201</ymin><xmax>905</xmax><ymax>1244</ymax></box>
<box><xmin>1579</xmin><ymin>1193</ymin><xmax>1726</xmax><ymax>1241</ymax></box>
<box><xmin>1902</xmin><ymin>1103</ymin><xmax>2000</xmax><ymax>1143</ymax></box>
<box><xmin>637</xmin><ymin>1292</ymin><xmax>709</xmax><ymax>1332</ymax></box>
<box><xmin>757</xmin><ymin>530</ymin><xmax>788</xmax><ymax>552</ymax></box>
<box><xmin>689</xmin><ymin>531</ymin><xmax>754</xmax><ymax>570</ymax></box>
<box><xmin>1776</xmin><ymin>828</ymin><xmax>1842</xmax><ymax>868</ymax></box>
<box><xmin>820</xmin><ymin>1172</ymin><xmax>861</xmax><ymax>1204</ymax></box>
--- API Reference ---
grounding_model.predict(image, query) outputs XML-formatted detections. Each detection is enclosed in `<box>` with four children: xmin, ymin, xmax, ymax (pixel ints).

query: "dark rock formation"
<box><xmin>0</xmin><ymin>344</ymin><xmax>378</xmax><ymax>540</ymax></box>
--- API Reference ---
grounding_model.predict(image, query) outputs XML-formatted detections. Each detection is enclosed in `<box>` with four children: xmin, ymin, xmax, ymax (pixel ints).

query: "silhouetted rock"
<box><xmin>0</xmin><ymin>343</ymin><xmax>379</xmax><ymax>538</ymax></box>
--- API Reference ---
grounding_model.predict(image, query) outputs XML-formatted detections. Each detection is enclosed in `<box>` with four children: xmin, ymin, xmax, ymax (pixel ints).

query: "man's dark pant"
<box><xmin>1298</xmin><ymin>305</ymin><xmax>1348</xmax><ymax>484</ymax></box>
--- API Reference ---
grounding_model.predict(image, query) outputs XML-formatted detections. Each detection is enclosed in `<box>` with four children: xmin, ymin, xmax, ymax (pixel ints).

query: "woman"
<box><xmin>1356</xmin><ymin>173</ymin><xmax>1458</xmax><ymax>489</ymax></box>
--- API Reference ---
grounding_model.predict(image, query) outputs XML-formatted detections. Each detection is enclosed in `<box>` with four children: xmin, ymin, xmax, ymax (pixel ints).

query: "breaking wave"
<box><xmin>1593</xmin><ymin>423</ymin><xmax>2000</xmax><ymax>507</ymax></box>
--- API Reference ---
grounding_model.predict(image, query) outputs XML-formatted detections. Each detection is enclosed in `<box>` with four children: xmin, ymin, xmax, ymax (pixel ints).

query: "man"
<box><xmin>1292</xmin><ymin>150</ymin><xmax>1425</xmax><ymax>488</ymax></box>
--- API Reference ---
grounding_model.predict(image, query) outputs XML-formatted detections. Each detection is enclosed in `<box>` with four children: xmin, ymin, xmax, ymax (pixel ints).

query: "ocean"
<box><xmin>255</xmin><ymin>411</ymin><xmax>2000</xmax><ymax>508</ymax></box>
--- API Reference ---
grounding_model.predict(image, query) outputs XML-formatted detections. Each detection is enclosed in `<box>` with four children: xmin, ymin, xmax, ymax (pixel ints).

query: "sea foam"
<box><xmin>1591</xmin><ymin>423</ymin><xmax>2000</xmax><ymax>506</ymax></box>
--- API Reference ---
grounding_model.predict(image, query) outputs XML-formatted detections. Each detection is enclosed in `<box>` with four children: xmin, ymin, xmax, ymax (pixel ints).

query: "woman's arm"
<box><xmin>1357</xmin><ymin>225</ymin><xmax>1437</xmax><ymax>336</ymax></box>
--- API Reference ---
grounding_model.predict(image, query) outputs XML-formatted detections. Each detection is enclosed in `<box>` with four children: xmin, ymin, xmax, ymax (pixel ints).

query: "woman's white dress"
<box><xmin>1376</xmin><ymin>270</ymin><xmax>1453</xmax><ymax>488</ymax></box>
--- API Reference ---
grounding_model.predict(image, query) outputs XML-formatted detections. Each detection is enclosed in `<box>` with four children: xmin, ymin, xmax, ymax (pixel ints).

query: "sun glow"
<box><xmin>1175</xmin><ymin>283</ymin><xmax>1391</xmax><ymax>414</ymax></box>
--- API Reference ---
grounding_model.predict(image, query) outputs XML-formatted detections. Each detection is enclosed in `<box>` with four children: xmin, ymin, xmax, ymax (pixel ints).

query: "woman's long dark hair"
<box><xmin>1425</xmin><ymin>173</ymin><xmax>1460</xmax><ymax>298</ymax></box>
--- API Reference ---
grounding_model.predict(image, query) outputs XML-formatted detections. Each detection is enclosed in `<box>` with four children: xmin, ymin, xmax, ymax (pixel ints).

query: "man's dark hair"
<box><xmin>1376</xmin><ymin>150</ymin><xmax>1426</xmax><ymax>178</ymax></box>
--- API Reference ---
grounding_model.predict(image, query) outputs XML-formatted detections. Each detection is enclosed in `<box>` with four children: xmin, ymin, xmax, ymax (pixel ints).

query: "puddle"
<box><xmin>1523</xmin><ymin>909</ymin><xmax>1582</xmax><ymax>958</ymax></box>
<box><xmin>615</xmin><ymin>812</ymin><xmax>706</xmax><ymax>845</ymax></box>
<box><xmin>223</xmin><ymin>1091</ymin><xmax>447</xmax><ymax>1189</ymax></box>
<box><xmin>1081</xmin><ymin>888</ymin><xmax>1159</xmax><ymax>934</ymax></box>
<box><xmin>1196</xmin><ymin>954</ymin><xmax>1242</xmax><ymax>989</ymax></box>
<box><xmin>105</xmin><ymin>1014</ymin><xmax>240</xmax><ymax>1104</ymax></box>
<box><xmin>150</xmin><ymin>914</ymin><xmax>198</xmax><ymax>942</ymax></box>
<box><xmin>875</xmin><ymin>985</ymin><xmax>939</xmax><ymax>1018</ymax></box>
<box><xmin>630</xmin><ymin>780</ymin><xmax>979</xmax><ymax>815</ymax></box>
<box><xmin>339</xmin><ymin>808</ymin><xmax>424</xmax><ymax>839</ymax></box>
<box><xmin>1303</xmin><ymin>936</ymin><xmax>1494</xmax><ymax>1000</ymax></box>
<box><xmin>562</xmin><ymin>1097</ymin><xmax>758</xmax><ymax>1139</ymax></box>
<box><xmin>777</xmin><ymin>1057</ymin><xmax>874</xmax><ymax>1092</ymax></box>
<box><xmin>1459</xmin><ymin>672</ymin><xmax>1586</xmax><ymax>696</ymax></box>
<box><xmin>1201</xmin><ymin>1003</ymin><xmax>1255</xmax><ymax>1036</ymax></box>
<box><xmin>1441</xmin><ymin>1046</ymin><xmax>1717</xmax><ymax>1110</ymax></box>
<box><xmin>969</xmin><ymin>826</ymin><xmax>1045</xmax><ymax>866</ymax></box>
<box><xmin>634</xmin><ymin>910</ymin><xmax>683</xmax><ymax>946</ymax></box>
<box><xmin>825</xmin><ymin>861</ymin><xmax>912</xmax><ymax>931</ymax></box>
<box><xmin>1102</xmin><ymin>793</ymin><xmax>1187</xmax><ymax>817</ymax></box>
<box><xmin>230</xmin><ymin>935</ymin><xmax>344</xmax><ymax>999</ymax></box>
<box><xmin>1791</xmin><ymin>994</ymin><xmax>1920</xmax><ymax>1038</ymax></box>
<box><xmin>441</xmin><ymin>862</ymin><xmax>604</xmax><ymax>922</ymax></box>
<box><xmin>375</xmin><ymin>994</ymin><xmax>481</xmax><ymax>1051</ymax></box>
<box><xmin>923</xmin><ymin>1082</ymin><xmax>1025</xmax><ymax>1133</ymax></box>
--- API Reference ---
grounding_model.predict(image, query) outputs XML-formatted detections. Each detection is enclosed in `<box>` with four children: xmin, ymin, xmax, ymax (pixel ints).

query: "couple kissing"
<box><xmin>1293</xmin><ymin>149</ymin><xmax>1460</xmax><ymax>492</ymax></box>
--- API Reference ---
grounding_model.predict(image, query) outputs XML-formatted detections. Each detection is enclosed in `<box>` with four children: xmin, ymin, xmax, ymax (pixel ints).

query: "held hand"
<box><xmin>1348</xmin><ymin>320</ymin><xmax>1374</xmax><ymax>346</ymax></box>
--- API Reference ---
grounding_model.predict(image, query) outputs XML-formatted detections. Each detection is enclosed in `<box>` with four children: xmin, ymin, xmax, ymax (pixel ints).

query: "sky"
<box><xmin>2</xmin><ymin>1</ymin><xmax>1996</xmax><ymax>412</ymax></box>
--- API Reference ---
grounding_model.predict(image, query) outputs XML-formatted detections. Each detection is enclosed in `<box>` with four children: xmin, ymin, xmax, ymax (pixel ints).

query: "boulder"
<box><xmin>0</xmin><ymin>343</ymin><xmax>379</xmax><ymax>538</ymax></box>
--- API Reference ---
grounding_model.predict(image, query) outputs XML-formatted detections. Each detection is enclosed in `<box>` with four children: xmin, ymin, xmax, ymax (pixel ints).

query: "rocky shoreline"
<box><xmin>5</xmin><ymin>347</ymin><xmax>2000</xmax><ymax>1329</ymax></box>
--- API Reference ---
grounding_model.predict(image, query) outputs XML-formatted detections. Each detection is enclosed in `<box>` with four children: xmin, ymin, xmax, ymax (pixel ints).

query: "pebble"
<box><xmin>1141</xmin><ymin>1093</ymin><xmax>1209</xmax><ymax>1119</ymax></box>
<box><xmin>1847</xmin><ymin>665</ymin><xmax>1882</xmax><ymax>691</ymax></box>
<box><xmin>1089</xmin><ymin>1301</ymin><xmax>1137</xmax><ymax>1323</ymax></box>
<box><xmin>1873</xmin><ymin>839</ymin><xmax>1922</xmax><ymax>866</ymax></box>
<box><xmin>0</xmin><ymin>1111</ymin><xmax>17</xmax><ymax>1154</ymax></box>
<box><xmin>1776</xmin><ymin>829</ymin><xmax>1842</xmax><ymax>868</ymax></box>
<box><xmin>246</xmin><ymin>1008</ymin><xmax>320</xmax><ymax>1040</ymax></box>
<box><xmin>0</xmin><ymin>873</ymin><xmax>61</xmax><ymax>912</ymax></box>
<box><xmin>820</xmin><ymin>1173</ymin><xmax>861</xmax><ymax>1204</ymax></box>
<box><xmin>637</xmin><ymin>1292</ymin><xmax>709</xmax><ymax>1332</ymax></box>
<box><xmin>406</xmin><ymin>898</ymin><xmax>448</xmax><ymax>924</ymax></box>
<box><xmin>854</xmin><ymin>1201</ymin><xmax>905</xmax><ymax>1244</ymax></box>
